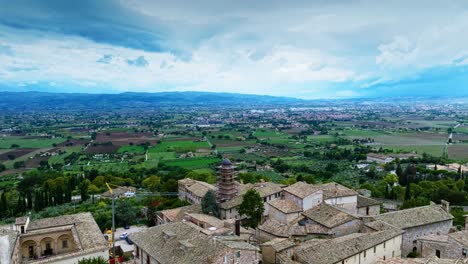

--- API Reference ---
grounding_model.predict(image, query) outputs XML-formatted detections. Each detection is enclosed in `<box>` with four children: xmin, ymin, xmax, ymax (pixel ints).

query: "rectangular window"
<box><xmin>147</xmin><ymin>254</ymin><xmax>150</xmax><ymax>264</ymax></box>
<box><xmin>236</xmin><ymin>251</ymin><xmax>241</xmax><ymax>258</ymax></box>
<box><xmin>436</xmin><ymin>250</ymin><xmax>441</xmax><ymax>258</ymax></box>
<box><xmin>62</xmin><ymin>240</ymin><xmax>68</xmax><ymax>248</ymax></box>
<box><xmin>383</xmin><ymin>242</ymin><xmax>386</xmax><ymax>249</ymax></box>
<box><xmin>363</xmin><ymin>250</ymin><xmax>366</xmax><ymax>258</ymax></box>
<box><xmin>373</xmin><ymin>247</ymin><xmax>376</xmax><ymax>253</ymax></box>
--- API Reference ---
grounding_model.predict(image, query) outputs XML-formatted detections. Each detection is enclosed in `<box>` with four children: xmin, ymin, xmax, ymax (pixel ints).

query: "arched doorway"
<box><xmin>40</xmin><ymin>237</ymin><xmax>54</xmax><ymax>256</ymax></box>
<box><xmin>21</xmin><ymin>240</ymin><xmax>37</xmax><ymax>260</ymax></box>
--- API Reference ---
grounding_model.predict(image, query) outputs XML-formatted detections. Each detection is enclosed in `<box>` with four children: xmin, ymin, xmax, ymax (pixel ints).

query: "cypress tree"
<box><xmin>405</xmin><ymin>183</ymin><xmax>411</xmax><ymax>201</ymax></box>
<box><xmin>0</xmin><ymin>192</ymin><xmax>6</xmax><ymax>217</ymax></box>
<box><xmin>201</xmin><ymin>190</ymin><xmax>219</xmax><ymax>217</ymax></box>
<box><xmin>27</xmin><ymin>191</ymin><xmax>33</xmax><ymax>209</ymax></box>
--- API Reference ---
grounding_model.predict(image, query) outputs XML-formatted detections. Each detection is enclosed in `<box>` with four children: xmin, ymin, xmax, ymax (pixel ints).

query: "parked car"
<box><xmin>119</xmin><ymin>232</ymin><xmax>128</xmax><ymax>239</ymax></box>
<box><xmin>125</xmin><ymin>236</ymin><xmax>134</xmax><ymax>245</ymax></box>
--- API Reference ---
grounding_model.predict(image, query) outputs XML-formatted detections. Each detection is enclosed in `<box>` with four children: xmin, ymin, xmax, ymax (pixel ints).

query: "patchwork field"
<box><xmin>0</xmin><ymin>137</ymin><xmax>66</xmax><ymax>149</ymax></box>
<box><xmin>149</xmin><ymin>140</ymin><xmax>210</xmax><ymax>153</ymax></box>
<box><xmin>117</xmin><ymin>145</ymin><xmax>146</xmax><ymax>154</ymax></box>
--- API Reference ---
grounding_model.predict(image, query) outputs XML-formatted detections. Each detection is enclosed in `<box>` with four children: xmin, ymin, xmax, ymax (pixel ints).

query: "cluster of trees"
<box><xmin>200</xmin><ymin>189</ymin><xmax>264</xmax><ymax>229</ymax></box>
<box><xmin>362</xmin><ymin>161</ymin><xmax>468</xmax><ymax>210</ymax></box>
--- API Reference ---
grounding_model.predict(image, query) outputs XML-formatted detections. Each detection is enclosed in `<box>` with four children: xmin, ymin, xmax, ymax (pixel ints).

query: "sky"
<box><xmin>0</xmin><ymin>0</ymin><xmax>468</xmax><ymax>99</ymax></box>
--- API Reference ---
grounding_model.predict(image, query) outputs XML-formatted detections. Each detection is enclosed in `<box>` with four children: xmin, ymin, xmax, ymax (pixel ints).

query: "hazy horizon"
<box><xmin>1</xmin><ymin>0</ymin><xmax>468</xmax><ymax>99</ymax></box>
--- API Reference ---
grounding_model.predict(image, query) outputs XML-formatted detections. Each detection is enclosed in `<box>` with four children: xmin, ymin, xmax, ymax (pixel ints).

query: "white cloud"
<box><xmin>2</xmin><ymin>0</ymin><xmax>468</xmax><ymax>97</ymax></box>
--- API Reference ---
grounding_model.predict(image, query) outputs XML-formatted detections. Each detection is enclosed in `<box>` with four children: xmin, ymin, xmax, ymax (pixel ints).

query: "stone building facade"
<box><xmin>373</xmin><ymin>203</ymin><xmax>454</xmax><ymax>257</ymax></box>
<box><xmin>419</xmin><ymin>230</ymin><xmax>468</xmax><ymax>259</ymax></box>
<box><xmin>1</xmin><ymin>213</ymin><xmax>108</xmax><ymax>264</ymax></box>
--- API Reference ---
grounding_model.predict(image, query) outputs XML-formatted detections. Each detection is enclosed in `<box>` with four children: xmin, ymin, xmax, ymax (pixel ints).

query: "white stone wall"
<box><xmin>401</xmin><ymin>220</ymin><xmax>452</xmax><ymax>257</ymax></box>
<box><xmin>324</xmin><ymin>195</ymin><xmax>357</xmax><ymax>214</ymax></box>
<box><xmin>284</xmin><ymin>192</ymin><xmax>303</xmax><ymax>210</ymax></box>
<box><xmin>337</xmin><ymin>234</ymin><xmax>402</xmax><ymax>264</ymax></box>
<box><xmin>420</xmin><ymin>235</ymin><xmax>468</xmax><ymax>259</ymax></box>
<box><xmin>267</xmin><ymin>204</ymin><xmax>300</xmax><ymax>224</ymax></box>
<box><xmin>303</xmin><ymin>191</ymin><xmax>323</xmax><ymax>211</ymax></box>
<box><xmin>220</xmin><ymin>207</ymin><xmax>240</xmax><ymax>220</ymax></box>
<box><xmin>357</xmin><ymin>205</ymin><xmax>380</xmax><ymax>216</ymax></box>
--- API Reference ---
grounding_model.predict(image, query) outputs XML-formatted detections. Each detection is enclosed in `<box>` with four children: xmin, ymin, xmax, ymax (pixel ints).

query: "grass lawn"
<box><xmin>117</xmin><ymin>145</ymin><xmax>146</xmax><ymax>154</ymax></box>
<box><xmin>0</xmin><ymin>137</ymin><xmax>66</xmax><ymax>149</ymax></box>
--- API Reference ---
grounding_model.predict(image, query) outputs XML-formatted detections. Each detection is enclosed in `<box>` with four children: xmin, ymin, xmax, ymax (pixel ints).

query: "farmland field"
<box><xmin>0</xmin><ymin>137</ymin><xmax>66</xmax><ymax>149</ymax></box>
<box><xmin>147</xmin><ymin>151</ymin><xmax>177</xmax><ymax>160</ymax></box>
<box><xmin>307</xmin><ymin>135</ymin><xmax>337</xmax><ymax>143</ymax></box>
<box><xmin>448</xmin><ymin>144</ymin><xmax>468</xmax><ymax>161</ymax></box>
<box><xmin>149</xmin><ymin>140</ymin><xmax>210</xmax><ymax>153</ymax></box>
<box><xmin>253</xmin><ymin>129</ymin><xmax>286</xmax><ymax>138</ymax></box>
<box><xmin>162</xmin><ymin>157</ymin><xmax>221</xmax><ymax>169</ymax></box>
<box><xmin>382</xmin><ymin>145</ymin><xmax>445</xmax><ymax>156</ymax></box>
<box><xmin>118</xmin><ymin>145</ymin><xmax>146</xmax><ymax>154</ymax></box>
<box><xmin>339</xmin><ymin>130</ymin><xmax>388</xmax><ymax>137</ymax></box>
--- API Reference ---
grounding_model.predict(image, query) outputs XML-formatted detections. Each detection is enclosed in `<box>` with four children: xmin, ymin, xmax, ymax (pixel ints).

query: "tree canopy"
<box><xmin>238</xmin><ymin>189</ymin><xmax>264</xmax><ymax>228</ymax></box>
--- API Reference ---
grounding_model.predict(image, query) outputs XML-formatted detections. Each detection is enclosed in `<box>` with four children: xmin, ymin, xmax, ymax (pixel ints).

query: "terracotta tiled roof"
<box><xmin>315</xmin><ymin>182</ymin><xmax>358</xmax><ymax>199</ymax></box>
<box><xmin>27</xmin><ymin>212</ymin><xmax>107</xmax><ymax>252</ymax></box>
<box><xmin>284</xmin><ymin>182</ymin><xmax>321</xmax><ymax>199</ymax></box>
<box><xmin>357</xmin><ymin>195</ymin><xmax>382</xmax><ymax>208</ymax></box>
<box><xmin>129</xmin><ymin>221</ymin><xmax>258</xmax><ymax>264</ymax></box>
<box><xmin>378</xmin><ymin>257</ymin><xmax>468</xmax><ymax>264</ymax></box>
<box><xmin>448</xmin><ymin>230</ymin><xmax>468</xmax><ymax>247</ymax></box>
<box><xmin>373</xmin><ymin>204</ymin><xmax>454</xmax><ymax>229</ymax></box>
<box><xmin>268</xmin><ymin>200</ymin><xmax>302</xmax><ymax>214</ymax></box>
<box><xmin>302</xmin><ymin>203</ymin><xmax>356</xmax><ymax>228</ymax></box>
<box><xmin>295</xmin><ymin>229</ymin><xmax>403</xmax><ymax>264</ymax></box>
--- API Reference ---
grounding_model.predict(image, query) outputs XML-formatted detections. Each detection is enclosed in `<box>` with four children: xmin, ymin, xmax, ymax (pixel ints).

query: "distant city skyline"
<box><xmin>1</xmin><ymin>0</ymin><xmax>468</xmax><ymax>99</ymax></box>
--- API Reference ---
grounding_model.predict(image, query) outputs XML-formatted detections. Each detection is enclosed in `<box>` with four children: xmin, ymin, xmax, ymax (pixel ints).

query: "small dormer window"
<box><xmin>163</xmin><ymin>230</ymin><xmax>176</xmax><ymax>241</ymax></box>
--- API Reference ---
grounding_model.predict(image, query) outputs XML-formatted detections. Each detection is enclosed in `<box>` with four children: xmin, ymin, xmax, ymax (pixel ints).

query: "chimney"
<box><xmin>440</xmin><ymin>200</ymin><xmax>450</xmax><ymax>212</ymax></box>
<box><xmin>464</xmin><ymin>215</ymin><xmax>468</xmax><ymax>230</ymax></box>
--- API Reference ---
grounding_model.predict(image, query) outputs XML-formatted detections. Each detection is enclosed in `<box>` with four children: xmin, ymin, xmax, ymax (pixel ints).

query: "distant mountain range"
<box><xmin>0</xmin><ymin>91</ymin><xmax>465</xmax><ymax>111</ymax></box>
<box><xmin>0</xmin><ymin>91</ymin><xmax>305</xmax><ymax>110</ymax></box>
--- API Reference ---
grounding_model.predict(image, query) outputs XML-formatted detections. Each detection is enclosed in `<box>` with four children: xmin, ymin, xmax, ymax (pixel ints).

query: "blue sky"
<box><xmin>0</xmin><ymin>0</ymin><xmax>468</xmax><ymax>99</ymax></box>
